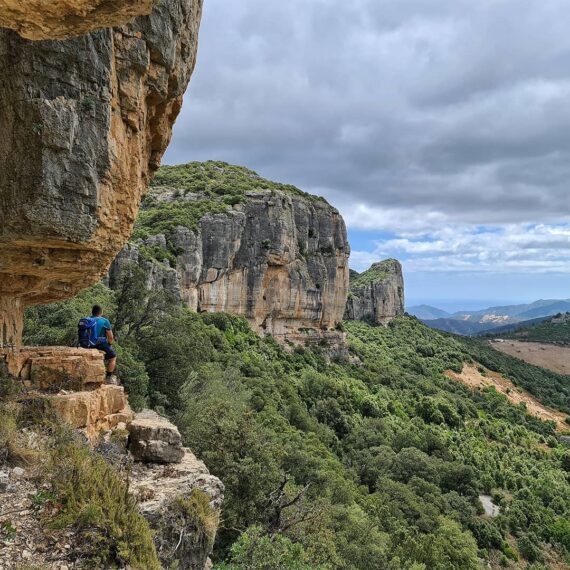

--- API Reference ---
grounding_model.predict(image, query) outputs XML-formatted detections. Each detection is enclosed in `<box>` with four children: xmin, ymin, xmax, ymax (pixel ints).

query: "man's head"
<box><xmin>92</xmin><ymin>305</ymin><xmax>103</xmax><ymax>317</ymax></box>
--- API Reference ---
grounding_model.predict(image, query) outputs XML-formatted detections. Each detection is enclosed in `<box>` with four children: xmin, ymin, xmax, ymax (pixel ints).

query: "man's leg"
<box><xmin>106</xmin><ymin>356</ymin><xmax>117</xmax><ymax>374</ymax></box>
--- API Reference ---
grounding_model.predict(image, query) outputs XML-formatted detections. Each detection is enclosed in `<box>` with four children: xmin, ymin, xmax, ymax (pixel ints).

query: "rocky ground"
<box><xmin>0</xmin><ymin>466</ymin><xmax>75</xmax><ymax>569</ymax></box>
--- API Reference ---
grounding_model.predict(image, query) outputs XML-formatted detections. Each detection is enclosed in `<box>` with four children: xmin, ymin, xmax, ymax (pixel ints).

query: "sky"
<box><xmin>164</xmin><ymin>0</ymin><xmax>570</xmax><ymax>310</ymax></box>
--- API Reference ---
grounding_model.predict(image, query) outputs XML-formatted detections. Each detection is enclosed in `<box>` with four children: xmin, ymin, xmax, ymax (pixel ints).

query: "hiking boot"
<box><xmin>105</xmin><ymin>374</ymin><xmax>120</xmax><ymax>386</ymax></box>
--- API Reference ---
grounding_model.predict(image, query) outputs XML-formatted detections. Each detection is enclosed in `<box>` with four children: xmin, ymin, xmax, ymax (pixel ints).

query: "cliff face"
<box><xmin>344</xmin><ymin>259</ymin><xmax>405</xmax><ymax>325</ymax></box>
<box><xmin>0</xmin><ymin>0</ymin><xmax>203</xmax><ymax>349</ymax></box>
<box><xmin>0</xmin><ymin>0</ymin><xmax>158</xmax><ymax>40</ymax></box>
<box><xmin>110</xmin><ymin>162</ymin><xmax>350</xmax><ymax>346</ymax></box>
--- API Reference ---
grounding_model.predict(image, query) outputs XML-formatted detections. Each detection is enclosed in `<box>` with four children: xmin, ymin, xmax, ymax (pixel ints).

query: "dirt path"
<box><xmin>490</xmin><ymin>340</ymin><xmax>570</xmax><ymax>376</ymax></box>
<box><xmin>445</xmin><ymin>363</ymin><xmax>569</xmax><ymax>431</ymax></box>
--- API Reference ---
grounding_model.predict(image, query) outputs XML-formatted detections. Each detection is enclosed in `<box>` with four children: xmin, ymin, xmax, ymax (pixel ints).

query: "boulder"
<box><xmin>128</xmin><ymin>409</ymin><xmax>185</xmax><ymax>463</ymax></box>
<box><xmin>49</xmin><ymin>385</ymin><xmax>133</xmax><ymax>440</ymax></box>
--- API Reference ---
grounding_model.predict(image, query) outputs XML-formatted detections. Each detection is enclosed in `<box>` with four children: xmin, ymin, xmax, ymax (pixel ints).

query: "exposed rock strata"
<box><xmin>0</xmin><ymin>0</ymin><xmax>158</xmax><ymax>40</ymax></box>
<box><xmin>131</xmin><ymin>449</ymin><xmax>224</xmax><ymax>570</ymax></box>
<box><xmin>128</xmin><ymin>409</ymin><xmax>185</xmax><ymax>463</ymax></box>
<box><xmin>344</xmin><ymin>259</ymin><xmax>405</xmax><ymax>325</ymax></box>
<box><xmin>0</xmin><ymin>0</ymin><xmax>202</xmax><ymax>349</ymax></box>
<box><xmin>110</xmin><ymin>183</ymin><xmax>351</xmax><ymax>346</ymax></box>
<box><xmin>3</xmin><ymin>347</ymin><xmax>133</xmax><ymax>440</ymax></box>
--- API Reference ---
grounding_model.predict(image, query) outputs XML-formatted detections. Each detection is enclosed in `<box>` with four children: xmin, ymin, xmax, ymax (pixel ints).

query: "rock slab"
<box><xmin>128</xmin><ymin>409</ymin><xmax>185</xmax><ymax>463</ymax></box>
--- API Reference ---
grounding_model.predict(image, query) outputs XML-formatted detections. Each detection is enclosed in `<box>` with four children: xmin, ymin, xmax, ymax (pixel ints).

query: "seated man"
<box><xmin>82</xmin><ymin>305</ymin><xmax>118</xmax><ymax>384</ymax></box>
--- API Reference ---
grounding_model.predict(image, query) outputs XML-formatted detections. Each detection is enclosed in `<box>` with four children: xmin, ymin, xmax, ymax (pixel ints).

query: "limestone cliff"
<box><xmin>0</xmin><ymin>0</ymin><xmax>158</xmax><ymax>40</ymax></box>
<box><xmin>109</xmin><ymin>162</ymin><xmax>350</xmax><ymax>346</ymax></box>
<box><xmin>344</xmin><ymin>259</ymin><xmax>405</xmax><ymax>325</ymax></box>
<box><xmin>0</xmin><ymin>0</ymin><xmax>203</xmax><ymax>349</ymax></box>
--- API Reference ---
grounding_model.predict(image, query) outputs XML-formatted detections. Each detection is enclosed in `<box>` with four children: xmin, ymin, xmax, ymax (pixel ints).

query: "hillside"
<box><xmin>407</xmin><ymin>304</ymin><xmax>451</xmax><ymax>320</ymax></box>
<box><xmin>18</xmin><ymin>280</ymin><xmax>570</xmax><ymax>569</ymax></box>
<box><xmin>490</xmin><ymin>313</ymin><xmax>570</xmax><ymax>345</ymax></box>
<box><xmin>420</xmin><ymin>300</ymin><xmax>570</xmax><ymax>336</ymax></box>
<box><xmin>421</xmin><ymin>317</ymin><xmax>495</xmax><ymax>336</ymax></box>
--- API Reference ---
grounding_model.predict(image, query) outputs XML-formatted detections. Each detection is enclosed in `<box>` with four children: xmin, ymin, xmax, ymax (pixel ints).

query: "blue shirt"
<box><xmin>94</xmin><ymin>317</ymin><xmax>112</xmax><ymax>342</ymax></box>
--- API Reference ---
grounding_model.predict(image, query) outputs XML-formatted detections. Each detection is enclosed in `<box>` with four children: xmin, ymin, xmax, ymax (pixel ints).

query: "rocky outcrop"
<box><xmin>0</xmin><ymin>0</ymin><xmax>158</xmax><ymax>40</ymax></box>
<box><xmin>110</xmin><ymin>164</ymin><xmax>351</xmax><ymax>346</ymax></box>
<box><xmin>128</xmin><ymin>409</ymin><xmax>185</xmax><ymax>463</ymax></box>
<box><xmin>344</xmin><ymin>259</ymin><xmax>405</xmax><ymax>325</ymax></box>
<box><xmin>4</xmin><ymin>347</ymin><xmax>133</xmax><ymax>440</ymax></box>
<box><xmin>131</xmin><ymin>448</ymin><xmax>224</xmax><ymax>569</ymax></box>
<box><xmin>0</xmin><ymin>0</ymin><xmax>202</xmax><ymax>349</ymax></box>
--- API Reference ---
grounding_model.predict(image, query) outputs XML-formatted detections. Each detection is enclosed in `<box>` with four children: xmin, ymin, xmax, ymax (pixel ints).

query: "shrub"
<box><xmin>49</xmin><ymin>443</ymin><xmax>160</xmax><ymax>569</ymax></box>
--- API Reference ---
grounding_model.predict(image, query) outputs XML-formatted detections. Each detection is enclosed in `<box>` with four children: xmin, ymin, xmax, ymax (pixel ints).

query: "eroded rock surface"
<box><xmin>345</xmin><ymin>259</ymin><xmax>405</xmax><ymax>325</ymax></box>
<box><xmin>110</xmin><ymin>166</ymin><xmax>350</xmax><ymax>346</ymax></box>
<box><xmin>0</xmin><ymin>0</ymin><xmax>203</xmax><ymax>349</ymax></box>
<box><xmin>131</xmin><ymin>448</ymin><xmax>224</xmax><ymax>570</ymax></box>
<box><xmin>3</xmin><ymin>347</ymin><xmax>133</xmax><ymax>440</ymax></box>
<box><xmin>0</xmin><ymin>0</ymin><xmax>158</xmax><ymax>40</ymax></box>
<box><xmin>128</xmin><ymin>409</ymin><xmax>185</xmax><ymax>463</ymax></box>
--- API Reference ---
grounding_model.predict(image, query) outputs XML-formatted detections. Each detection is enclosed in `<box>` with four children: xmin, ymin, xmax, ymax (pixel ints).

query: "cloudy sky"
<box><xmin>164</xmin><ymin>0</ymin><xmax>570</xmax><ymax>311</ymax></box>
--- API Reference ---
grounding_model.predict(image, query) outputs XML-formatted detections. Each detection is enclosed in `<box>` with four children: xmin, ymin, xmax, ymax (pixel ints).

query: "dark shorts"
<box><xmin>95</xmin><ymin>341</ymin><xmax>117</xmax><ymax>361</ymax></box>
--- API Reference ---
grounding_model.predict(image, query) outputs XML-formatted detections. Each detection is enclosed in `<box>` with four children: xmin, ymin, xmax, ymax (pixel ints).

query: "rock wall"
<box><xmin>110</xmin><ymin>182</ymin><xmax>350</xmax><ymax>346</ymax></box>
<box><xmin>0</xmin><ymin>0</ymin><xmax>202</xmax><ymax>349</ymax></box>
<box><xmin>0</xmin><ymin>0</ymin><xmax>158</xmax><ymax>40</ymax></box>
<box><xmin>344</xmin><ymin>259</ymin><xmax>405</xmax><ymax>325</ymax></box>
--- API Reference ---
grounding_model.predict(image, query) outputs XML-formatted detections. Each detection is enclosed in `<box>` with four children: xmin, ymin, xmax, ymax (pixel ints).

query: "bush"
<box><xmin>49</xmin><ymin>443</ymin><xmax>160</xmax><ymax>569</ymax></box>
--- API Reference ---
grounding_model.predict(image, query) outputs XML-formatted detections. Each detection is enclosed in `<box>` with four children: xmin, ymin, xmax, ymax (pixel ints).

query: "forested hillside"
<box><xmin>491</xmin><ymin>314</ymin><xmax>570</xmax><ymax>345</ymax></box>
<box><xmin>23</xmin><ymin>270</ymin><xmax>570</xmax><ymax>569</ymax></box>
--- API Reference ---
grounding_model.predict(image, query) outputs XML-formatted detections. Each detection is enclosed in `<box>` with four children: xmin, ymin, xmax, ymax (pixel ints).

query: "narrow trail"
<box><xmin>445</xmin><ymin>363</ymin><xmax>569</xmax><ymax>432</ymax></box>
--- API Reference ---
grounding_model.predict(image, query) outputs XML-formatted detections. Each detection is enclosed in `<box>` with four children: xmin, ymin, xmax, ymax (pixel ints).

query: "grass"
<box><xmin>350</xmin><ymin>259</ymin><xmax>399</xmax><ymax>288</ymax></box>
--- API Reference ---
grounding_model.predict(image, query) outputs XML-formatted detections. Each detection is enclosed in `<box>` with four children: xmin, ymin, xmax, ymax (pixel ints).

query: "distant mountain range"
<box><xmin>407</xmin><ymin>299</ymin><xmax>570</xmax><ymax>336</ymax></box>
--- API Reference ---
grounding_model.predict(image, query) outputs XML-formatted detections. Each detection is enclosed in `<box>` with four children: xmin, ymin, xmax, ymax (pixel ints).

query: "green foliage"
<box><xmin>216</xmin><ymin>526</ymin><xmax>316</xmax><ymax>570</ymax></box>
<box><xmin>28</xmin><ymin>277</ymin><xmax>570</xmax><ymax>569</ymax></box>
<box><xmin>23</xmin><ymin>282</ymin><xmax>115</xmax><ymax>347</ymax></box>
<box><xmin>349</xmin><ymin>260</ymin><xmax>396</xmax><ymax>288</ymax></box>
<box><xmin>494</xmin><ymin>313</ymin><xmax>570</xmax><ymax>345</ymax></box>
<box><xmin>49</xmin><ymin>443</ymin><xmax>160</xmax><ymax>569</ymax></box>
<box><xmin>152</xmin><ymin>161</ymin><xmax>322</xmax><ymax>202</ymax></box>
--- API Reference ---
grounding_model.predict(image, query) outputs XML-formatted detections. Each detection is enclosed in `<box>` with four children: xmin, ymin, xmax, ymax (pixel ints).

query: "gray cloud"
<box><xmin>164</xmin><ymin>0</ymin><xmax>570</xmax><ymax>232</ymax></box>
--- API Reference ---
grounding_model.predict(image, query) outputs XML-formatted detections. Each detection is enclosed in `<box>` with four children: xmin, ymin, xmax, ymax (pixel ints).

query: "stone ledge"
<box><xmin>4</xmin><ymin>347</ymin><xmax>106</xmax><ymax>390</ymax></box>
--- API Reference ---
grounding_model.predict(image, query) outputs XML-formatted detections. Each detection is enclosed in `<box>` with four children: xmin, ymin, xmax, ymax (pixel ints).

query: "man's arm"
<box><xmin>105</xmin><ymin>327</ymin><xmax>114</xmax><ymax>344</ymax></box>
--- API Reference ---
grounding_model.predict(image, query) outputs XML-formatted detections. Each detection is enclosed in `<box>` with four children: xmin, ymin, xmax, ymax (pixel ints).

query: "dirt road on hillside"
<box><xmin>490</xmin><ymin>340</ymin><xmax>570</xmax><ymax>376</ymax></box>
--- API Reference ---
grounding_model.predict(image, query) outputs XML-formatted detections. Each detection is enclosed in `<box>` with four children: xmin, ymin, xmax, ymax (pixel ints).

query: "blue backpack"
<box><xmin>78</xmin><ymin>317</ymin><xmax>98</xmax><ymax>348</ymax></box>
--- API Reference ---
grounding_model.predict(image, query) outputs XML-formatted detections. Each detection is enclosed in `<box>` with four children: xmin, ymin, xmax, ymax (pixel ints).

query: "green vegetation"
<box><xmin>349</xmin><ymin>259</ymin><xmax>396</xmax><ymax>288</ymax></box>
<box><xmin>131</xmin><ymin>161</ymin><xmax>327</xmax><ymax>260</ymax></box>
<box><xmin>153</xmin><ymin>161</ymin><xmax>323</xmax><ymax>202</ymax></box>
<box><xmin>22</xmin><ymin>274</ymin><xmax>570</xmax><ymax>569</ymax></box>
<box><xmin>493</xmin><ymin>313</ymin><xmax>570</xmax><ymax>345</ymax></box>
<box><xmin>0</xmin><ymin>381</ymin><xmax>159</xmax><ymax>569</ymax></box>
<box><xmin>49</xmin><ymin>443</ymin><xmax>161</xmax><ymax>569</ymax></box>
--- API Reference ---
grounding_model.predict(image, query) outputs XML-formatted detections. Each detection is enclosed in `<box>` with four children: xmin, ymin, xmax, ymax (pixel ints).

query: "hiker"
<box><xmin>78</xmin><ymin>305</ymin><xmax>118</xmax><ymax>385</ymax></box>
